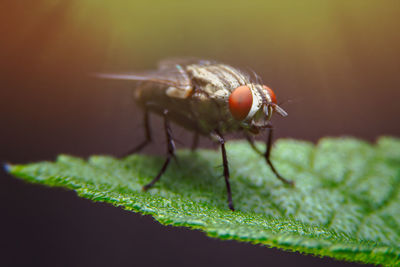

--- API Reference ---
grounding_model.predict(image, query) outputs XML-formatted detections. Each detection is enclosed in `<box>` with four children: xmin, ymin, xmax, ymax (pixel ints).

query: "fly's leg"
<box><xmin>143</xmin><ymin>110</ymin><xmax>175</xmax><ymax>191</ymax></box>
<box><xmin>265</xmin><ymin>127</ymin><xmax>294</xmax><ymax>186</ymax></box>
<box><xmin>214</xmin><ymin>131</ymin><xmax>234</xmax><ymax>211</ymax></box>
<box><xmin>191</xmin><ymin>132</ymin><xmax>199</xmax><ymax>151</ymax></box>
<box><xmin>244</xmin><ymin>132</ymin><xmax>263</xmax><ymax>155</ymax></box>
<box><xmin>123</xmin><ymin>109</ymin><xmax>152</xmax><ymax>156</ymax></box>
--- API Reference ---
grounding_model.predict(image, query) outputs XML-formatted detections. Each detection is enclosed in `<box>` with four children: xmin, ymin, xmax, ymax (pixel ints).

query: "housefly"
<box><xmin>96</xmin><ymin>58</ymin><xmax>293</xmax><ymax>211</ymax></box>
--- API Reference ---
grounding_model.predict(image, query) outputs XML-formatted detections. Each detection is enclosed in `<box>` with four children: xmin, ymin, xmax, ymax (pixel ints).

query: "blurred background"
<box><xmin>1</xmin><ymin>1</ymin><xmax>399</xmax><ymax>266</ymax></box>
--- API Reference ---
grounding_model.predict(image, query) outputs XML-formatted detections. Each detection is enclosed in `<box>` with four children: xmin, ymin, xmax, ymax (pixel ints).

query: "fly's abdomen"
<box><xmin>134</xmin><ymin>82</ymin><xmax>204</xmax><ymax>133</ymax></box>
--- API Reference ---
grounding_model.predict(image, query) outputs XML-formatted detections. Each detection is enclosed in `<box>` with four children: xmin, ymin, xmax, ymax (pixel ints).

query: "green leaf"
<box><xmin>6</xmin><ymin>137</ymin><xmax>400</xmax><ymax>266</ymax></box>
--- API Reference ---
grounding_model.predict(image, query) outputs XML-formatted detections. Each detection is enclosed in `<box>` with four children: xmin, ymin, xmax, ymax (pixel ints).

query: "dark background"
<box><xmin>1</xmin><ymin>1</ymin><xmax>399</xmax><ymax>266</ymax></box>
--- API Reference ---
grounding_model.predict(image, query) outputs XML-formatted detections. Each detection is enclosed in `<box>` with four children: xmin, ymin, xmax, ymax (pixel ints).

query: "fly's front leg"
<box><xmin>143</xmin><ymin>110</ymin><xmax>175</xmax><ymax>191</ymax></box>
<box><xmin>265</xmin><ymin>127</ymin><xmax>294</xmax><ymax>186</ymax></box>
<box><xmin>123</xmin><ymin>109</ymin><xmax>152</xmax><ymax>157</ymax></box>
<box><xmin>244</xmin><ymin>132</ymin><xmax>263</xmax><ymax>156</ymax></box>
<box><xmin>213</xmin><ymin>131</ymin><xmax>234</xmax><ymax>211</ymax></box>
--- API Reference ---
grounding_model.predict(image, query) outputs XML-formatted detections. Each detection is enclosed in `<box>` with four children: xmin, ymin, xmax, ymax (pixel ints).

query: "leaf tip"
<box><xmin>2</xmin><ymin>162</ymin><xmax>12</xmax><ymax>174</ymax></box>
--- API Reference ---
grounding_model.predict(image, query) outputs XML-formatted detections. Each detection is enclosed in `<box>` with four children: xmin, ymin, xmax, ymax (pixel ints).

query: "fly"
<box><xmin>96</xmin><ymin>58</ymin><xmax>293</xmax><ymax>211</ymax></box>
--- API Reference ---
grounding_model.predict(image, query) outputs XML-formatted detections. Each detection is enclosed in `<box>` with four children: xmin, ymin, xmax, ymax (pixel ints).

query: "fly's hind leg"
<box><xmin>123</xmin><ymin>109</ymin><xmax>152</xmax><ymax>157</ymax></box>
<box><xmin>213</xmin><ymin>131</ymin><xmax>234</xmax><ymax>211</ymax></box>
<box><xmin>264</xmin><ymin>126</ymin><xmax>294</xmax><ymax>186</ymax></box>
<box><xmin>143</xmin><ymin>109</ymin><xmax>176</xmax><ymax>191</ymax></box>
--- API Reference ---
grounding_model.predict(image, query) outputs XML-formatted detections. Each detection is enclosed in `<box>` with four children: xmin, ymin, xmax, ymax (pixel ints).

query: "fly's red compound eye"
<box><xmin>229</xmin><ymin>85</ymin><xmax>253</xmax><ymax>121</ymax></box>
<box><xmin>263</xmin><ymin>85</ymin><xmax>277</xmax><ymax>104</ymax></box>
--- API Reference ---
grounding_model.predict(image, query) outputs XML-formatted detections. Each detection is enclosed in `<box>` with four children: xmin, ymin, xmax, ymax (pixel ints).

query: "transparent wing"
<box><xmin>96</xmin><ymin>71</ymin><xmax>193</xmax><ymax>99</ymax></box>
<box><xmin>95</xmin><ymin>58</ymin><xmax>213</xmax><ymax>85</ymax></box>
<box><xmin>95</xmin><ymin>58</ymin><xmax>218</xmax><ymax>98</ymax></box>
<box><xmin>95</xmin><ymin>71</ymin><xmax>188</xmax><ymax>88</ymax></box>
<box><xmin>157</xmin><ymin>57</ymin><xmax>213</xmax><ymax>70</ymax></box>
<box><xmin>95</xmin><ymin>60</ymin><xmax>198</xmax><ymax>98</ymax></box>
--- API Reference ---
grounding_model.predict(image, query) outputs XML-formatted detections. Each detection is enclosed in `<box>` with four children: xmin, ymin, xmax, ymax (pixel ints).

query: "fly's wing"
<box><xmin>95</xmin><ymin>71</ymin><xmax>189</xmax><ymax>88</ymax></box>
<box><xmin>157</xmin><ymin>57</ymin><xmax>214</xmax><ymax>70</ymax></box>
<box><xmin>95</xmin><ymin>61</ymin><xmax>194</xmax><ymax>98</ymax></box>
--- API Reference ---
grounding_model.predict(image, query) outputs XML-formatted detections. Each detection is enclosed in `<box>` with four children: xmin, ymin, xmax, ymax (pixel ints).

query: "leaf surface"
<box><xmin>7</xmin><ymin>137</ymin><xmax>400</xmax><ymax>266</ymax></box>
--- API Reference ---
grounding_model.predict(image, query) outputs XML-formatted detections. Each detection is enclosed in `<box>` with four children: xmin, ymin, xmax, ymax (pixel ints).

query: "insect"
<box><xmin>96</xmin><ymin>58</ymin><xmax>293</xmax><ymax>211</ymax></box>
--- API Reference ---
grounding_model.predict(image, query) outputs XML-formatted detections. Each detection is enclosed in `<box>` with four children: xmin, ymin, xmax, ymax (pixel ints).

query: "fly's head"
<box><xmin>228</xmin><ymin>84</ymin><xmax>287</xmax><ymax>134</ymax></box>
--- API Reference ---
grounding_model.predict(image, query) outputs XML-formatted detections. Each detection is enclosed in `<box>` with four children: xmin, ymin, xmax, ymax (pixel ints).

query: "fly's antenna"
<box><xmin>270</xmin><ymin>103</ymin><xmax>288</xmax><ymax>117</ymax></box>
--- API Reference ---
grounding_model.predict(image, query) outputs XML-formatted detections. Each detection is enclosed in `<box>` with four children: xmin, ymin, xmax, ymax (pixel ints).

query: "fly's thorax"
<box><xmin>187</xmin><ymin>63</ymin><xmax>248</xmax><ymax>89</ymax></box>
<box><xmin>186</xmin><ymin>63</ymin><xmax>252</xmax><ymax>101</ymax></box>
